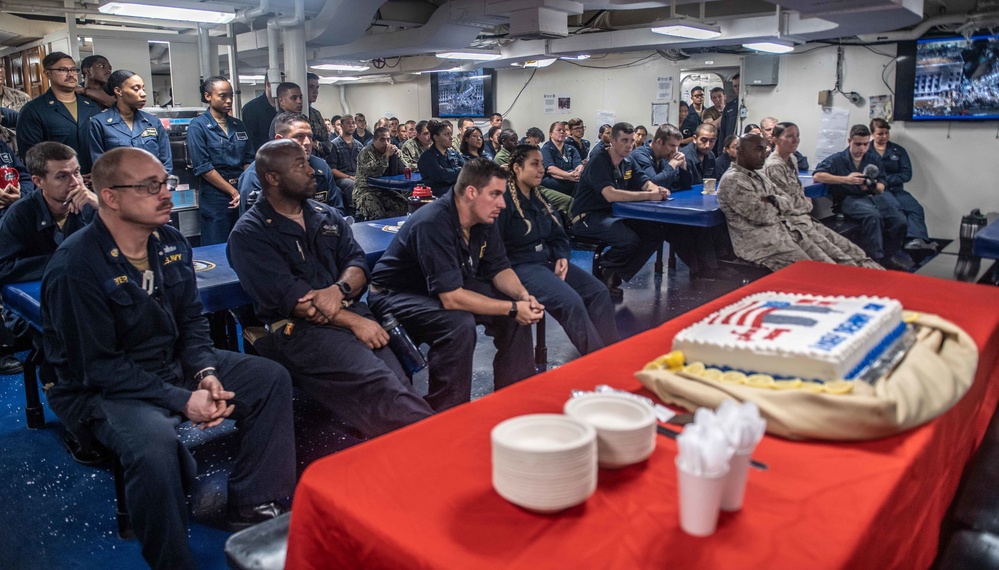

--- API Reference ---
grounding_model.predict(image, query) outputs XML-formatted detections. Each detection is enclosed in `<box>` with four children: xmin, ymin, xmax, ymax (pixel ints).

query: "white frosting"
<box><xmin>672</xmin><ymin>292</ymin><xmax>904</xmax><ymax>381</ymax></box>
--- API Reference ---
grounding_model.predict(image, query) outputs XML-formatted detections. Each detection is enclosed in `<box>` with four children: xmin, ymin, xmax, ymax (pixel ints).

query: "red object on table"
<box><xmin>404</xmin><ymin>166</ymin><xmax>412</xmax><ymax>180</ymax></box>
<box><xmin>286</xmin><ymin>262</ymin><xmax>999</xmax><ymax>570</ymax></box>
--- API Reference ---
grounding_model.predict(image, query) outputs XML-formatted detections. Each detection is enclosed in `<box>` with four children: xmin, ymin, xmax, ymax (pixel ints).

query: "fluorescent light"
<box><xmin>513</xmin><ymin>58</ymin><xmax>556</xmax><ymax>68</ymax></box>
<box><xmin>651</xmin><ymin>20</ymin><xmax>721</xmax><ymax>40</ymax></box>
<box><xmin>325</xmin><ymin>77</ymin><xmax>359</xmax><ymax>82</ymax></box>
<box><xmin>437</xmin><ymin>51</ymin><xmax>502</xmax><ymax>61</ymax></box>
<box><xmin>99</xmin><ymin>1</ymin><xmax>235</xmax><ymax>24</ymax></box>
<box><xmin>239</xmin><ymin>75</ymin><xmax>265</xmax><ymax>82</ymax></box>
<box><xmin>560</xmin><ymin>54</ymin><xmax>590</xmax><ymax>61</ymax></box>
<box><xmin>418</xmin><ymin>67</ymin><xmax>464</xmax><ymax>74</ymax></box>
<box><xmin>311</xmin><ymin>64</ymin><xmax>370</xmax><ymax>72</ymax></box>
<box><xmin>742</xmin><ymin>40</ymin><xmax>795</xmax><ymax>54</ymax></box>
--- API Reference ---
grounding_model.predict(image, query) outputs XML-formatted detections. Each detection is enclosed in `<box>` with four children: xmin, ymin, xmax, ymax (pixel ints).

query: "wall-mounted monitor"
<box><xmin>430</xmin><ymin>68</ymin><xmax>495</xmax><ymax>118</ymax></box>
<box><xmin>895</xmin><ymin>34</ymin><xmax>999</xmax><ymax>121</ymax></box>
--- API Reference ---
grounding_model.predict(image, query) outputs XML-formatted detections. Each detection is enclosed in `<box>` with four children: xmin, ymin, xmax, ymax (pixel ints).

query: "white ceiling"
<box><xmin>0</xmin><ymin>0</ymin><xmax>993</xmax><ymax>76</ymax></box>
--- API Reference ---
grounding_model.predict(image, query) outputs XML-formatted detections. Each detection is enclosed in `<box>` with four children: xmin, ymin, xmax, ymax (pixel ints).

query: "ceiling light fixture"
<box><xmin>98</xmin><ymin>1</ymin><xmax>235</xmax><ymax>24</ymax></box>
<box><xmin>513</xmin><ymin>58</ymin><xmax>556</xmax><ymax>68</ymax></box>
<box><xmin>238</xmin><ymin>75</ymin><xmax>265</xmax><ymax>82</ymax></box>
<box><xmin>742</xmin><ymin>40</ymin><xmax>796</xmax><ymax>54</ymax></box>
<box><xmin>651</xmin><ymin>20</ymin><xmax>721</xmax><ymax>40</ymax></box>
<box><xmin>311</xmin><ymin>63</ymin><xmax>370</xmax><ymax>72</ymax></box>
<box><xmin>437</xmin><ymin>51</ymin><xmax>503</xmax><ymax>61</ymax></box>
<box><xmin>418</xmin><ymin>67</ymin><xmax>465</xmax><ymax>74</ymax></box>
<box><xmin>560</xmin><ymin>54</ymin><xmax>590</xmax><ymax>61</ymax></box>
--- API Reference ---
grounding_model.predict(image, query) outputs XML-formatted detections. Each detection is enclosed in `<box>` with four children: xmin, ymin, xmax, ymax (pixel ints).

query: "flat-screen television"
<box><xmin>430</xmin><ymin>68</ymin><xmax>495</xmax><ymax>118</ymax></box>
<box><xmin>895</xmin><ymin>34</ymin><xmax>999</xmax><ymax>121</ymax></box>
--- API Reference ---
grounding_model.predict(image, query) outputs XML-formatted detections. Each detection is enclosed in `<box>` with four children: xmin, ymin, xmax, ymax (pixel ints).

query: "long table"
<box><xmin>611</xmin><ymin>176</ymin><xmax>827</xmax><ymax>225</ymax></box>
<box><xmin>285</xmin><ymin>261</ymin><xmax>999</xmax><ymax>569</ymax></box>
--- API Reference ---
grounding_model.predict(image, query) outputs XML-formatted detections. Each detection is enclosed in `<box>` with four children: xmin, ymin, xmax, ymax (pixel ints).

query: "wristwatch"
<box><xmin>334</xmin><ymin>281</ymin><xmax>352</xmax><ymax>297</ymax></box>
<box><xmin>508</xmin><ymin>301</ymin><xmax>518</xmax><ymax>318</ymax></box>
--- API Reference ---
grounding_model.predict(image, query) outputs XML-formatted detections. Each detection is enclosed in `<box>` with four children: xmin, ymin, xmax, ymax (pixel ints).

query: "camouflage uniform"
<box><xmin>763</xmin><ymin>153</ymin><xmax>882</xmax><ymax>269</ymax></box>
<box><xmin>716</xmin><ymin>163</ymin><xmax>812</xmax><ymax>272</ymax></box>
<box><xmin>0</xmin><ymin>86</ymin><xmax>31</xmax><ymax>151</ymax></box>
<box><xmin>354</xmin><ymin>144</ymin><xmax>408</xmax><ymax>220</ymax></box>
<box><xmin>309</xmin><ymin>106</ymin><xmax>331</xmax><ymax>160</ymax></box>
<box><xmin>400</xmin><ymin>138</ymin><xmax>428</xmax><ymax>170</ymax></box>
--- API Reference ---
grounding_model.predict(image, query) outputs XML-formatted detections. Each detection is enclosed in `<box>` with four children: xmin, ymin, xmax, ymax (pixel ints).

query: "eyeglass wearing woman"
<box><xmin>496</xmin><ymin>144</ymin><xmax>619</xmax><ymax>356</ymax></box>
<box><xmin>88</xmin><ymin>69</ymin><xmax>173</xmax><ymax>173</ymax></box>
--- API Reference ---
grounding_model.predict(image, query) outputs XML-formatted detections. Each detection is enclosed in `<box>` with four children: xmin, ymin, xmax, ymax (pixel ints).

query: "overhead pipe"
<box><xmin>228</xmin><ymin>23</ymin><xmax>243</xmax><ymax>114</ymax></box>
<box><xmin>268</xmin><ymin>0</ymin><xmax>306</xmax><ymax>106</ymax></box>
<box><xmin>339</xmin><ymin>84</ymin><xmax>349</xmax><ymax>117</ymax></box>
<box><xmin>234</xmin><ymin>0</ymin><xmax>272</xmax><ymax>26</ymax></box>
<box><xmin>198</xmin><ymin>24</ymin><xmax>213</xmax><ymax>84</ymax></box>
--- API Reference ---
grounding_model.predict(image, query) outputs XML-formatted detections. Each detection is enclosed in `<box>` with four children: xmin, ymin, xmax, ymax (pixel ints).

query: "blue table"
<box><xmin>973</xmin><ymin>218</ymin><xmax>999</xmax><ymax>260</ymax></box>
<box><xmin>352</xmin><ymin>216</ymin><xmax>406</xmax><ymax>268</ymax></box>
<box><xmin>368</xmin><ymin>173</ymin><xmax>423</xmax><ymax>193</ymax></box>
<box><xmin>612</xmin><ymin>177</ymin><xmax>827</xmax><ymax>225</ymax></box>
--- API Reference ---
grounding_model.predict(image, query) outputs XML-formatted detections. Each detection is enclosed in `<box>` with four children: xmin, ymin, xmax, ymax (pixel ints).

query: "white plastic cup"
<box><xmin>720</xmin><ymin>450</ymin><xmax>753</xmax><ymax>512</ymax></box>
<box><xmin>675</xmin><ymin>457</ymin><xmax>729</xmax><ymax>537</ymax></box>
<box><xmin>702</xmin><ymin>178</ymin><xmax>717</xmax><ymax>194</ymax></box>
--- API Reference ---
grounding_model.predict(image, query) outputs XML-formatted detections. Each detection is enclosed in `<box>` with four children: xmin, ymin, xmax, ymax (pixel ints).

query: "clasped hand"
<box><xmin>515</xmin><ymin>296</ymin><xmax>545</xmax><ymax>326</ymax></box>
<box><xmin>185</xmin><ymin>376</ymin><xmax>235</xmax><ymax>429</ymax></box>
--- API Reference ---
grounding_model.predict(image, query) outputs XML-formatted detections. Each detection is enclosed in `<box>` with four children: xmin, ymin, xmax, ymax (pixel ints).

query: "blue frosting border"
<box><xmin>844</xmin><ymin>321</ymin><xmax>908</xmax><ymax>380</ymax></box>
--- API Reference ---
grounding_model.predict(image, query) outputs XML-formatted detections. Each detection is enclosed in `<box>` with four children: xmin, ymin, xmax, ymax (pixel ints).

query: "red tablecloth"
<box><xmin>285</xmin><ymin>262</ymin><xmax>999</xmax><ymax>570</ymax></box>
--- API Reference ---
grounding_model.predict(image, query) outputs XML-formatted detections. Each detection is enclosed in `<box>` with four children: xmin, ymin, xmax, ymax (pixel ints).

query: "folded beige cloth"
<box><xmin>636</xmin><ymin>313</ymin><xmax>978</xmax><ymax>440</ymax></box>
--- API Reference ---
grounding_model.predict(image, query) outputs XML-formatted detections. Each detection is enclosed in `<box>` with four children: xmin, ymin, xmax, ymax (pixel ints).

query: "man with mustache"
<box><xmin>227</xmin><ymin>139</ymin><xmax>433</xmax><ymax>436</ymax></box>
<box><xmin>42</xmin><ymin>147</ymin><xmax>296</xmax><ymax>569</ymax></box>
<box><xmin>369</xmin><ymin>158</ymin><xmax>543</xmax><ymax>412</ymax></box>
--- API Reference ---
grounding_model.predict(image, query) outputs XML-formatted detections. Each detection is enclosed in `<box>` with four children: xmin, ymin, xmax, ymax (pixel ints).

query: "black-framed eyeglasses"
<box><xmin>46</xmin><ymin>67</ymin><xmax>80</xmax><ymax>75</ymax></box>
<box><xmin>110</xmin><ymin>176</ymin><xmax>179</xmax><ymax>194</ymax></box>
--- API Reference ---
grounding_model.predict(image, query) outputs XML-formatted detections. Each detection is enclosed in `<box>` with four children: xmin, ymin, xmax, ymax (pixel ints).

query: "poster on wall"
<box><xmin>869</xmin><ymin>95</ymin><xmax>893</xmax><ymax>121</ymax></box>
<box><xmin>544</xmin><ymin>93</ymin><xmax>556</xmax><ymax>114</ymax></box>
<box><xmin>596</xmin><ymin>110</ymin><xmax>616</xmax><ymax>128</ymax></box>
<box><xmin>814</xmin><ymin>107</ymin><xmax>851</xmax><ymax>166</ymax></box>
<box><xmin>656</xmin><ymin>76</ymin><xmax>674</xmax><ymax>101</ymax></box>
<box><xmin>652</xmin><ymin>102</ymin><xmax>670</xmax><ymax>126</ymax></box>
<box><xmin>558</xmin><ymin>95</ymin><xmax>571</xmax><ymax>114</ymax></box>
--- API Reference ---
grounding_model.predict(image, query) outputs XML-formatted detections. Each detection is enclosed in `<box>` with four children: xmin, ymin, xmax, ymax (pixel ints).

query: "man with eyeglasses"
<box><xmin>565</xmin><ymin>117</ymin><xmax>590</xmax><ymax>159</ymax></box>
<box><xmin>42</xmin><ymin>147</ymin><xmax>296</xmax><ymax>569</ymax></box>
<box><xmin>78</xmin><ymin>55</ymin><xmax>116</xmax><ymax>110</ymax></box>
<box><xmin>681</xmin><ymin>123</ymin><xmax>718</xmax><ymax>186</ymax></box>
<box><xmin>680</xmin><ymin>86</ymin><xmax>705</xmax><ymax>147</ymax></box>
<box><xmin>16</xmin><ymin>52</ymin><xmax>101</xmax><ymax>175</ymax></box>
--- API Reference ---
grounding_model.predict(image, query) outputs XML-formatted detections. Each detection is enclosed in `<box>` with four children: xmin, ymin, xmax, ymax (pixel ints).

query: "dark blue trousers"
<box><xmin>198</xmin><ymin>182</ymin><xmax>239</xmax><ymax>246</ymax></box>
<box><xmin>52</xmin><ymin>349</ymin><xmax>296</xmax><ymax>570</ymax></box>
<box><xmin>881</xmin><ymin>188</ymin><xmax>929</xmax><ymax>240</ymax></box>
<box><xmin>368</xmin><ymin>279</ymin><xmax>536</xmax><ymax>412</ymax></box>
<box><xmin>514</xmin><ymin>262</ymin><xmax>617</xmax><ymax>355</ymax></box>
<box><xmin>571</xmin><ymin>213</ymin><xmax>669</xmax><ymax>281</ymax></box>
<box><xmin>254</xmin><ymin>306</ymin><xmax>433</xmax><ymax>437</ymax></box>
<box><xmin>840</xmin><ymin>194</ymin><xmax>907</xmax><ymax>259</ymax></box>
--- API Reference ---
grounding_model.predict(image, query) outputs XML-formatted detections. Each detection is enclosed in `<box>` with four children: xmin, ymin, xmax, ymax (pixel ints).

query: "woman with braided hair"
<box><xmin>497</xmin><ymin>144</ymin><xmax>618</xmax><ymax>356</ymax></box>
